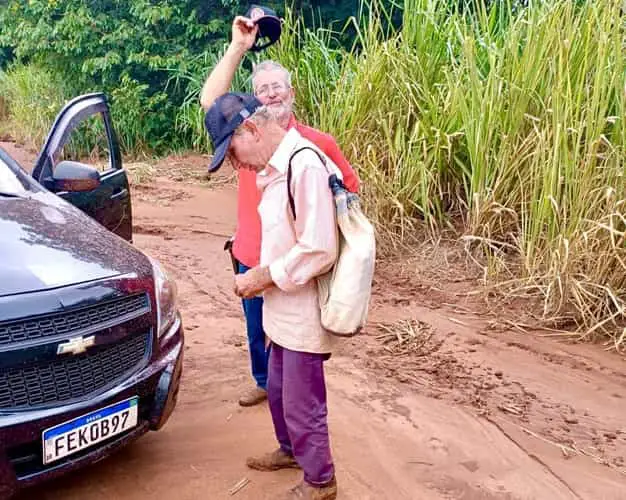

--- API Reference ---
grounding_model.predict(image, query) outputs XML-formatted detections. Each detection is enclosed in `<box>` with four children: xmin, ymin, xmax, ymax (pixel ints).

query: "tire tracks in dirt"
<box><xmin>20</xmin><ymin>173</ymin><xmax>626</xmax><ymax>500</ymax></box>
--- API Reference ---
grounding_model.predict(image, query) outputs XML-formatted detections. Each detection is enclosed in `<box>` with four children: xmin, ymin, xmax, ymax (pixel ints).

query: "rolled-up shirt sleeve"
<box><xmin>269</xmin><ymin>160</ymin><xmax>337</xmax><ymax>293</ymax></box>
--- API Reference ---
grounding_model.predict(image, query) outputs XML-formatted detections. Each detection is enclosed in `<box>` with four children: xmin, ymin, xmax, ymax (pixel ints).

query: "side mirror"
<box><xmin>52</xmin><ymin>161</ymin><xmax>101</xmax><ymax>192</ymax></box>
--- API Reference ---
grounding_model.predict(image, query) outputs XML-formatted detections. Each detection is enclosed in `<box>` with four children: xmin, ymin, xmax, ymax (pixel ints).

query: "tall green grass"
<box><xmin>269</xmin><ymin>0</ymin><xmax>625</xmax><ymax>346</ymax></box>
<box><xmin>169</xmin><ymin>46</ymin><xmax>252</xmax><ymax>153</ymax></box>
<box><xmin>0</xmin><ymin>64</ymin><xmax>71</xmax><ymax>149</ymax></box>
<box><xmin>1</xmin><ymin>1</ymin><xmax>623</xmax><ymax>345</ymax></box>
<box><xmin>0</xmin><ymin>71</ymin><xmax>8</xmax><ymax>125</ymax></box>
<box><xmin>0</xmin><ymin>64</ymin><xmax>175</xmax><ymax>158</ymax></box>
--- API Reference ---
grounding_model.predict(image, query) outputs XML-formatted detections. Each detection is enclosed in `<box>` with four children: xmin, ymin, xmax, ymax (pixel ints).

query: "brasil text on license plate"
<box><xmin>43</xmin><ymin>397</ymin><xmax>139</xmax><ymax>465</ymax></box>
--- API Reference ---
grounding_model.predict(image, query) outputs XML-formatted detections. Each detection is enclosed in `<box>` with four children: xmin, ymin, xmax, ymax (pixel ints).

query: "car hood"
<box><xmin>0</xmin><ymin>191</ymin><xmax>150</xmax><ymax>297</ymax></box>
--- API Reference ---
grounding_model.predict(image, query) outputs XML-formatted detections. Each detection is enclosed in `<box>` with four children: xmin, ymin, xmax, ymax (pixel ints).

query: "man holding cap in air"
<box><xmin>200</xmin><ymin>6</ymin><xmax>359</xmax><ymax>408</ymax></box>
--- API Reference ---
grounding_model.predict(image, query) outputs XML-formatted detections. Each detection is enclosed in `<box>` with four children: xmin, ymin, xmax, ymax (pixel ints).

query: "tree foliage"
<box><xmin>1</xmin><ymin>1</ymin><xmax>235</xmax><ymax>83</ymax></box>
<box><xmin>0</xmin><ymin>1</ymin><xmax>237</xmax><ymax>151</ymax></box>
<box><xmin>0</xmin><ymin>0</ymin><xmax>512</xmax><ymax>153</ymax></box>
<box><xmin>0</xmin><ymin>0</ymin><xmax>365</xmax><ymax>152</ymax></box>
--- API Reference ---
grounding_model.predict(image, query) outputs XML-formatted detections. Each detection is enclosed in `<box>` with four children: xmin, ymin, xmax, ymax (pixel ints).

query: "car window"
<box><xmin>0</xmin><ymin>156</ymin><xmax>30</xmax><ymax>195</ymax></box>
<box><xmin>54</xmin><ymin>113</ymin><xmax>113</xmax><ymax>174</ymax></box>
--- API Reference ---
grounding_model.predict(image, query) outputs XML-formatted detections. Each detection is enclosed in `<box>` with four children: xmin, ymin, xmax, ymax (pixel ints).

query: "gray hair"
<box><xmin>251</xmin><ymin>60</ymin><xmax>292</xmax><ymax>89</ymax></box>
<box><xmin>248</xmin><ymin>105</ymin><xmax>275</xmax><ymax>126</ymax></box>
<box><xmin>233</xmin><ymin>105</ymin><xmax>276</xmax><ymax>135</ymax></box>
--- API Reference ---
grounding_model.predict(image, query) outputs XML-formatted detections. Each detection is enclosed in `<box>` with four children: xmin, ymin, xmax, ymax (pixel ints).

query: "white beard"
<box><xmin>267</xmin><ymin>102</ymin><xmax>292</xmax><ymax>125</ymax></box>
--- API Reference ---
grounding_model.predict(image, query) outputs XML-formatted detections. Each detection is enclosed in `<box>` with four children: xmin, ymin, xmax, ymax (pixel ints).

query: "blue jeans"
<box><xmin>238</xmin><ymin>263</ymin><xmax>270</xmax><ymax>389</ymax></box>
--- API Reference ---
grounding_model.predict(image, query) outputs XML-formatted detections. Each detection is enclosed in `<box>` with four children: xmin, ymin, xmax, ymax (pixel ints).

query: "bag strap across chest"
<box><xmin>286</xmin><ymin>146</ymin><xmax>328</xmax><ymax>221</ymax></box>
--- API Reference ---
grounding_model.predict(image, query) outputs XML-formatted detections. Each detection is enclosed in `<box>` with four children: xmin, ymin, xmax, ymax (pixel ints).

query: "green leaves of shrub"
<box><xmin>0</xmin><ymin>0</ymin><xmax>244</xmax><ymax>154</ymax></box>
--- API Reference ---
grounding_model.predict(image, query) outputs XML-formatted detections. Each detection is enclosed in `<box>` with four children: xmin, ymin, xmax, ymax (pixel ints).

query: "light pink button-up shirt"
<box><xmin>257</xmin><ymin>129</ymin><xmax>341</xmax><ymax>354</ymax></box>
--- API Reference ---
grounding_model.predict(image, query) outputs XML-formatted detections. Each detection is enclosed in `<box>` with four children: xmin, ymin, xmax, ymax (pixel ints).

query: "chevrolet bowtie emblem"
<box><xmin>57</xmin><ymin>335</ymin><xmax>96</xmax><ymax>356</ymax></box>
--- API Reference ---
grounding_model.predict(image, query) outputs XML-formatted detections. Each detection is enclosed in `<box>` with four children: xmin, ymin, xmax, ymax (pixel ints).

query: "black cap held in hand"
<box><xmin>204</xmin><ymin>93</ymin><xmax>262</xmax><ymax>173</ymax></box>
<box><xmin>246</xmin><ymin>4</ymin><xmax>281</xmax><ymax>52</ymax></box>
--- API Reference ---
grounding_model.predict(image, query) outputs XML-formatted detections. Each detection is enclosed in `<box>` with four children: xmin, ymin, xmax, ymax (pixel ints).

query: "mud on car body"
<box><xmin>0</xmin><ymin>94</ymin><xmax>184</xmax><ymax>498</ymax></box>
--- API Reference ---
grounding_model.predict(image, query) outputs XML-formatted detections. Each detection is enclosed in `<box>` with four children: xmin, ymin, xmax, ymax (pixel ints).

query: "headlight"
<box><xmin>149</xmin><ymin>257</ymin><xmax>178</xmax><ymax>337</ymax></box>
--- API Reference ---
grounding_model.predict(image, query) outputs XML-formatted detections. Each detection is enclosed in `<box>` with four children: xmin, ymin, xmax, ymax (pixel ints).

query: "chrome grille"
<box><xmin>0</xmin><ymin>294</ymin><xmax>149</xmax><ymax>346</ymax></box>
<box><xmin>0</xmin><ymin>332</ymin><xmax>150</xmax><ymax>409</ymax></box>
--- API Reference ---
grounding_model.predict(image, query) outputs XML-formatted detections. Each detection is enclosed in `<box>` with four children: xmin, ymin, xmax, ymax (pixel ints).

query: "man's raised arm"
<box><xmin>199</xmin><ymin>16</ymin><xmax>258</xmax><ymax>111</ymax></box>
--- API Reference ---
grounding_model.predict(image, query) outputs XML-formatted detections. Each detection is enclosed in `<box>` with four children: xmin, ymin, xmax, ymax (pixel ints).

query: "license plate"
<box><xmin>42</xmin><ymin>397</ymin><xmax>139</xmax><ymax>465</ymax></box>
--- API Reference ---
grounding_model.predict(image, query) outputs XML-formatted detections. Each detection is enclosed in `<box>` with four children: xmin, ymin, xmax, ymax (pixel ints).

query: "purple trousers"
<box><xmin>267</xmin><ymin>342</ymin><xmax>335</xmax><ymax>485</ymax></box>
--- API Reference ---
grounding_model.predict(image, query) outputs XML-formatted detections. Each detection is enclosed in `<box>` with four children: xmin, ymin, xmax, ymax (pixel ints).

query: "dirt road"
<box><xmin>9</xmin><ymin>150</ymin><xmax>626</xmax><ymax>499</ymax></box>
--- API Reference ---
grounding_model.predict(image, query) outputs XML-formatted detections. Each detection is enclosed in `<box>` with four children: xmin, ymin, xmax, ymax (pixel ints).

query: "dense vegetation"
<box><xmin>0</xmin><ymin>0</ymin><xmax>624</xmax><ymax>347</ymax></box>
<box><xmin>271</xmin><ymin>0</ymin><xmax>625</xmax><ymax>346</ymax></box>
<box><xmin>0</xmin><ymin>0</ymin><xmax>524</xmax><ymax>152</ymax></box>
<box><xmin>0</xmin><ymin>0</ymin><xmax>362</xmax><ymax>152</ymax></box>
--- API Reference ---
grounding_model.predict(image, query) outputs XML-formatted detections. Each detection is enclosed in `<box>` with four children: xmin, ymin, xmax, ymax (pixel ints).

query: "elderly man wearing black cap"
<box><xmin>205</xmin><ymin>91</ymin><xmax>340</xmax><ymax>500</ymax></box>
<box><xmin>200</xmin><ymin>8</ymin><xmax>360</xmax><ymax>409</ymax></box>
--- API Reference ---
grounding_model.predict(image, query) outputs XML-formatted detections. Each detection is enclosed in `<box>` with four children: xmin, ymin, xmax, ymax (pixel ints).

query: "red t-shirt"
<box><xmin>232</xmin><ymin>115</ymin><xmax>360</xmax><ymax>267</ymax></box>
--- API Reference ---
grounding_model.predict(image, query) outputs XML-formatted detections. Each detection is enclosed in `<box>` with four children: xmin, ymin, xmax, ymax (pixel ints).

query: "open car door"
<box><xmin>32</xmin><ymin>93</ymin><xmax>133</xmax><ymax>241</ymax></box>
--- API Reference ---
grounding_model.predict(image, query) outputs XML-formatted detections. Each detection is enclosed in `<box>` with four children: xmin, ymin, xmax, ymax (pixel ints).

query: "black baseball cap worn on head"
<box><xmin>205</xmin><ymin>92</ymin><xmax>262</xmax><ymax>173</ymax></box>
<box><xmin>246</xmin><ymin>4</ymin><xmax>281</xmax><ymax>52</ymax></box>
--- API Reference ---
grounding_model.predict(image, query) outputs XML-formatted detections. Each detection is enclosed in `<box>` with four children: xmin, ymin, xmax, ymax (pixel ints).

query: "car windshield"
<box><xmin>0</xmin><ymin>155</ymin><xmax>32</xmax><ymax>196</ymax></box>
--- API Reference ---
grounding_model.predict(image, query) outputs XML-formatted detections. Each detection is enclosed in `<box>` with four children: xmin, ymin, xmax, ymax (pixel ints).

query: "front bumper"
<box><xmin>0</xmin><ymin>317</ymin><xmax>184</xmax><ymax>498</ymax></box>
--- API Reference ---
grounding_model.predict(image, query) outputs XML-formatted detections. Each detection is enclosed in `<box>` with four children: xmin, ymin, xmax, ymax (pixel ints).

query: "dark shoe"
<box><xmin>238</xmin><ymin>386</ymin><xmax>267</xmax><ymax>407</ymax></box>
<box><xmin>246</xmin><ymin>448</ymin><xmax>300</xmax><ymax>471</ymax></box>
<box><xmin>287</xmin><ymin>477</ymin><xmax>337</xmax><ymax>500</ymax></box>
